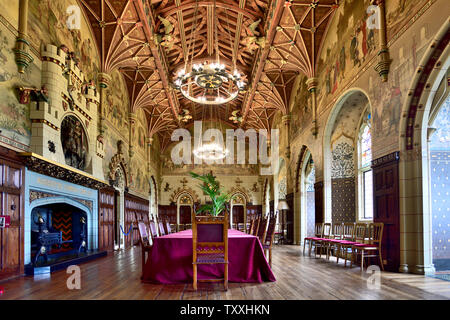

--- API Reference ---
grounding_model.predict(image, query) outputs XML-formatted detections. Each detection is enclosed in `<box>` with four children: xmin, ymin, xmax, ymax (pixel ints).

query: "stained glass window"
<box><xmin>359</xmin><ymin>114</ymin><xmax>373</xmax><ymax>220</ymax></box>
<box><xmin>360</xmin><ymin>123</ymin><xmax>372</xmax><ymax>167</ymax></box>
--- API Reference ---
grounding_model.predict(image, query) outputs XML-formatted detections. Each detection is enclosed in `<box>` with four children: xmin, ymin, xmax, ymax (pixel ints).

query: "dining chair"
<box><xmin>262</xmin><ymin>214</ymin><xmax>277</xmax><ymax>266</ymax></box>
<box><xmin>158</xmin><ymin>220</ymin><xmax>166</xmax><ymax>236</ymax></box>
<box><xmin>303</xmin><ymin>223</ymin><xmax>323</xmax><ymax>256</ymax></box>
<box><xmin>257</xmin><ymin>217</ymin><xmax>268</xmax><ymax>243</ymax></box>
<box><xmin>149</xmin><ymin>220</ymin><xmax>158</xmax><ymax>239</ymax></box>
<box><xmin>165</xmin><ymin>221</ymin><xmax>172</xmax><ymax>234</ymax></box>
<box><xmin>341</xmin><ymin>222</ymin><xmax>367</xmax><ymax>267</ymax></box>
<box><xmin>137</xmin><ymin>222</ymin><xmax>152</xmax><ymax>279</ymax></box>
<box><xmin>248</xmin><ymin>218</ymin><xmax>255</xmax><ymax>234</ymax></box>
<box><xmin>313</xmin><ymin>222</ymin><xmax>331</xmax><ymax>258</ymax></box>
<box><xmin>192</xmin><ymin>211</ymin><xmax>229</xmax><ymax>291</ymax></box>
<box><xmin>252</xmin><ymin>217</ymin><xmax>261</xmax><ymax>236</ymax></box>
<box><xmin>335</xmin><ymin>222</ymin><xmax>356</xmax><ymax>265</ymax></box>
<box><xmin>324</xmin><ymin>222</ymin><xmax>344</xmax><ymax>260</ymax></box>
<box><xmin>351</xmin><ymin>223</ymin><xmax>384</xmax><ymax>271</ymax></box>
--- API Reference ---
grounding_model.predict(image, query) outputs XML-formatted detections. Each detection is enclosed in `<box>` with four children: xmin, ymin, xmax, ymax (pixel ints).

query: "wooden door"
<box><xmin>372</xmin><ymin>152</ymin><xmax>400</xmax><ymax>272</ymax></box>
<box><xmin>232</xmin><ymin>205</ymin><xmax>244</xmax><ymax>228</ymax></box>
<box><xmin>98</xmin><ymin>187</ymin><xmax>115</xmax><ymax>251</ymax></box>
<box><xmin>179</xmin><ymin>205</ymin><xmax>192</xmax><ymax>225</ymax></box>
<box><xmin>0</xmin><ymin>147</ymin><xmax>24</xmax><ymax>281</ymax></box>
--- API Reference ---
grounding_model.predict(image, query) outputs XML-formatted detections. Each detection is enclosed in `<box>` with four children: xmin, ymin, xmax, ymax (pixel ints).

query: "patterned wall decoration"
<box><xmin>332</xmin><ymin>177</ymin><xmax>356</xmax><ymax>223</ymax></box>
<box><xmin>430</xmin><ymin>97</ymin><xmax>450</xmax><ymax>269</ymax></box>
<box><xmin>331</xmin><ymin>142</ymin><xmax>355</xmax><ymax>179</ymax></box>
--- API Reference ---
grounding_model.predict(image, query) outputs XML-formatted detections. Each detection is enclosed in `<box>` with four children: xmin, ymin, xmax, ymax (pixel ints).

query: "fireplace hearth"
<box><xmin>30</xmin><ymin>203</ymin><xmax>88</xmax><ymax>266</ymax></box>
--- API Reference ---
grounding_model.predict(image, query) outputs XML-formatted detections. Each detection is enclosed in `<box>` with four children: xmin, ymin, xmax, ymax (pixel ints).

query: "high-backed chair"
<box><xmin>192</xmin><ymin>211</ymin><xmax>229</xmax><ymax>291</ymax></box>
<box><xmin>262</xmin><ymin>214</ymin><xmax>277</xmax><ymax>266</ymax></box>
<box><xmin>248</xmin><ymin>218</ymin><xmax>255</xmax><ymax>234</ymax></box>
<box><xmin>149</xmin><ymin>220</ymin><xmax>158</xmax><ymax>239</ymax></box>
<box><xmin>257</xmin><ymin>217</ymin><xmax>268</xmax><ymax>243</ymax></box>
<box><xmin>158</xmin><ymin>220</ymin><xmax>166</xmax><ymax>236</ymax></box>
<box><xmin>137</xmin><ymin>222</ymin><xmax>152</xmax><ymax>279</ymax></box>
<box><xmin>351</xmin><ymin>223</ymin><xmax>384</xmax><ymax>270</ymax></box>
<box><xmin>165</xmin><ymin>221</ymin><xmax>172</xmax><ymax>234</ymax></box>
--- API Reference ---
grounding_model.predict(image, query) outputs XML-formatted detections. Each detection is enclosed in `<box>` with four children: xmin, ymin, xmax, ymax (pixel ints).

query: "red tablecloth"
<box><xmin>142</xmin><ymin>229</ymin><xmax>276</xmax><ymax>284</ymax></box>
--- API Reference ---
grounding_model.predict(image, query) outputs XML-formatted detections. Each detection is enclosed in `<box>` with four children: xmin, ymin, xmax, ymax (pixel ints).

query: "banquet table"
<box><xmin>141</xmin><ymin>229</ymin><xmax>276</xmax><ymax>284</ymax></box>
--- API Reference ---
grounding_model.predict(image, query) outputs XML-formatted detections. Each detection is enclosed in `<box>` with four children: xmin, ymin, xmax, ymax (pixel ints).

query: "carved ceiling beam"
<box><xmin>240</xmin><ymin>0</ymin><xmax>285</xmax><ymax>126</ymax></box>
<box><xmin>157</xmin><ymin>1</ymin><xmax>263</xmax><ymax>20</ymax></box>
<box><xmin>175</xmin><ymin>0</ymin><xmax>189</xmax><ymax>60</ymax></box>
<box><xmin>207</xmin><ymin>5</ymin><xmax>214</xmax><ymax>56</ymax></box>
<box><xmin>136</xmin><ymin>0</ymin><xmax>180</xmax><ymax>121</ymax></box>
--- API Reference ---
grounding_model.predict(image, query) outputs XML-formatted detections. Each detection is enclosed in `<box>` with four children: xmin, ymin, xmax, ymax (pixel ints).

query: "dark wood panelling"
<box><xmin>98</xmin><ymin>187</ymin><xmax>115</xmax><ymax>252</ymax></box>
<box><xmin>372</xmin><ymin>151</ymin><xmax>400</xmax><ymax>272</ymax></box>
<box><xmin>285</xmin><ymin>193</ymin><xmax>294</xmax><ymax>244</ymax></box>
<box><xmin>0</xmin><ymin>146</ymin><xmax>25</xmax><ymax>281</ymax></box>
<box><xmin>232</xmin><ymin>205</ymin><xmax>244</xmax><ymax>225</ymax></box>
<box><xmin>124</xmin><ymin>193</ymin><xmax>149</xmax><ymax>248</ymax></box>
<box><xmin>314</xmin><ymin>181</ymin><xmax>324</xmax><ymax>223</ymax></box>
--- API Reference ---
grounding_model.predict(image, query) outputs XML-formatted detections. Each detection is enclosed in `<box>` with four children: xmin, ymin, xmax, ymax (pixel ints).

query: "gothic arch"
<box><xmin>169</xmin><ymin>187</ymin><xmax>200</xmax><ymax>204</ymax></box>
<box><xmin>227</xmin><ymin>186</ymin><xmax>252</xmax><ymax>204</ymax></box>
<box><xmin>322</xmin><ymin>88</ymin><xmax>372</xmax><ymax>223</ymax></box>
<box><xmin>108</xmin><ymin>140</ymin><xmax>129</xmax><ymax>189</ymax></box>
<box><xmin>397</xmin><ymin>23</ymin><xmax>450</xmax><ymax>274</ymax></box>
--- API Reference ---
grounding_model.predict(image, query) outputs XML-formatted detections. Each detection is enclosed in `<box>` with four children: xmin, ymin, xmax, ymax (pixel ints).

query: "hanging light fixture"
<box><xmin>172</xmin><ymin>0</ymin><xmax>245</xmax><ymax>105</ymax></box>
<box><xmin>193</xmin><ymin>141</ymin><xmax>229</xmax><ymax>160</ymax></box>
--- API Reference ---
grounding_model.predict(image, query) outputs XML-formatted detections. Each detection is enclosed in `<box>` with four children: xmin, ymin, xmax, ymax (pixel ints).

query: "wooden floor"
<box><xmin>1</xmin><ymin>245</ymin><xmax>449</xmax><ymax>300</ymax></box>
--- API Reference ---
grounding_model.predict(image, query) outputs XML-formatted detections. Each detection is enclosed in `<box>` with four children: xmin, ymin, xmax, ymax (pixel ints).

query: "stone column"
<box><xmin>372</xmin><ymin>0</ymin><xmax>392</xmax><ymax>82</ymax></box>
<box><xmin>97</xmin><ymin>72</ymin><xmax>111</xmax><ymax>140</ymax></box>
<box><xmin>128</xmin><ymin>112</ymin><xmax>137</xmax><ymax>159</ymax></box>
<box><xmin>15</xmin><ymin>0</ymin><xmax>34</xmax><ymax>73</ymax></box>
<box><xmin>306</xmin><ymin>77</ymin><xmax>318</xmax><ymax>137</ymax></box>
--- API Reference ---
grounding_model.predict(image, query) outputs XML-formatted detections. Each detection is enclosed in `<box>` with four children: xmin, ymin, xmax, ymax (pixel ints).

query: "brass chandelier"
<box><xmin>172</xmin><ymin>0</ymin><xmax>245</xmax><ymax>106</ymax></box>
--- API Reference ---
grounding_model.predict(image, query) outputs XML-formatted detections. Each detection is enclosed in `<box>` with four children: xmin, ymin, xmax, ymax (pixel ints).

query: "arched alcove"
<box><xmin>323</xmin><ymin>89</ymin><xmax>372</xmax><ymax>224</ymax></box>
<box><xmin>398</xmin><ymin>24</ymin><xmax>450</xmax><ymax>274</ymax></box>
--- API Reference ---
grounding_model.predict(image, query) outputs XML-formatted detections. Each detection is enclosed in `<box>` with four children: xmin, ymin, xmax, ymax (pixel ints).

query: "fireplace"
<box><xmin>24</xmin><ymin>170</ymin><xmax>105</xmax><ymax>273</ymax></box>
<box><xmin>31</xmin><ymin>203</ymin><xmax>88</xmax><ymax>266</ymax></box>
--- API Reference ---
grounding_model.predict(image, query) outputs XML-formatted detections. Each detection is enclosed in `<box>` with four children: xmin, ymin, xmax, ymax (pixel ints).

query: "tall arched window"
<box><xmin>358</xmin><ymin>113</ymin><xmax>373</xmax><ymax>220</ymax></box>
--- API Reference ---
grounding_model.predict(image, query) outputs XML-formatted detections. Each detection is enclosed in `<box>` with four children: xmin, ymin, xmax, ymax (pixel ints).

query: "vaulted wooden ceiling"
<box><xmin>78</xmin><ymin>0</ymin><xmax>339</xmax><ymax>145</ymax></box>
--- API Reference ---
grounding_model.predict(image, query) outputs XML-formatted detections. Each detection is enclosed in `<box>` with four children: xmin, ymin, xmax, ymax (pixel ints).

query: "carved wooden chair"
<box><xmin>158</xmin><ymin>220</ymin><xmax>166</xmax><ymax>236</ymax></box>
<box><xmin>148</xmin><ymin>220</ymin><xmax>159</xmax><ymax>239</ymax></box>
<box><xmin>192</xmin><ymin>211</ymin><xmax>229</xmax><ymax>291</ymax></box>
<box><xmin>249</xmin><ymin>218</ymin><xmax>255</xmax><ymax>235</ymax></box>
<box><xmin>351</xmin><ymin>223</ymin><xmax>384</xmax><ymax>271</ymax></box>
<box><xmin>262</xmin><ymin>214</ymin><xmax>277</xmax><ymax>266</ymax></box>
<box><xmin>257</xmin><ymin>216</ymin><xmax>268</xmax><ymax>243</ymax></box>
<box><xmin>137</xmin><ymin>222</ymin><xmax>152</xmax><ymax>279</ymax></box>
<box><xmin>165</xmin><ymin>220</ymin><xmax>172</xmax><ymax>234</ymax></box>
<box><xmin>303</xmin><ymin>223</ymin><xmax>323</xmax><ymax>256</ymax></box>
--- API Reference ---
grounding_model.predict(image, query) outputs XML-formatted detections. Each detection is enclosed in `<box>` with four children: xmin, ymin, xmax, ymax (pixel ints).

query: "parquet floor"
<box><xmin>1</xmin><ymin>245</ymin><xmax>449</xmax><ymax>300</ymax></box>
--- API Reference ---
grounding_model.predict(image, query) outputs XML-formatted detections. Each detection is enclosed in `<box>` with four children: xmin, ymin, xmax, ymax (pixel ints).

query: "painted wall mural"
<box><xmin>316</xmin><ymin>0</ymin><xmax>379</xmax><ymax>110</ymax></box>
<box><xmin>290</xmin><ymin>75</ymin><xmax>313</xmax><ymax>139</ymax></box>
<box><xmin>28</xmin><ymin>0</ymin><xmax>99</xmax><ymax>81</ymax></box>
<box><xmin>103</xmin><ymin>70</ymin><xmax>129</xmax><ymax>139</ymax></box>
<box><xmin>0</xmin><ymin>23</ymin><xmax>40</xmax><ymax>151</ymax></box>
